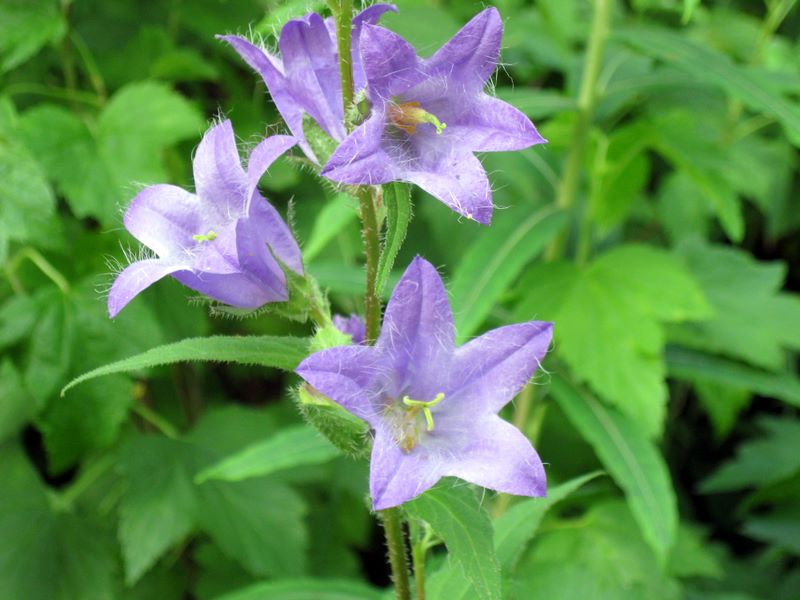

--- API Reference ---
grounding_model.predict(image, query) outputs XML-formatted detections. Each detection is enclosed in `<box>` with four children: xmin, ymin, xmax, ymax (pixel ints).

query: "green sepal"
<box><xmin>309</xmin><ymin>322</ymin><xmax>352</xmax><ymax>353</ymax></box>
<box><xmin>295</xmin><ymin>383</ymin><xmax>370</xmax><ymax>459</ymax></box>
<box><xmin>302</xmin><ymin>113</ymin><xmax>338</xmax><ymax>165</ymax></box>
<box><xmin>376</xmin><ymin>182</ymin><xmax>412</xmax><ymax>296</ymax></box>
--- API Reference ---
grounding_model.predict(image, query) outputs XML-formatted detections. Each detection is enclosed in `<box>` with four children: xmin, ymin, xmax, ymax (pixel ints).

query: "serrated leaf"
<box><xmin>550</xmin><ymin>377</ymin><xmax>677</xmax><ymax>564</ymax></box>
<box><xmin>303</xmin><ymin>193</ymin><xmax>357</xmax><ymax>262</ymax></box>
<box><xmin>214</xmin><ymin>578</ymin><xmax>383</xmax><ymax>600</ymax></box>
<box><xmin>451</xmin><ymin>206</ymin><xmax>566</xmax><ymax>342</ymax></box>
<box><xmin>405</xmin><ymin>481</ymin><xmax>501</xmax><ymax>600</ymax></box>
<box><xmin>196</xmin><ymin>424</ymin><xmax>339</xmax><ymax>483</ymax></box>
<box><xmin>494</xmin><ymin>472</ymin><xmax>603</xmax><ymax>572</ymax></box>
<box><xmin>62</xmin><ymin>335</ymin><xmax>310</xmax><ymax>395</ymax></box>
<box><xmin>376</xmin><ymin>183</ymin><xmax>412</xmax><ymax>297</ymax></box>
<box><xmin>743</xmin><ymin>507</ymin><xmax>800</xmax><ymax>555</ymax></box>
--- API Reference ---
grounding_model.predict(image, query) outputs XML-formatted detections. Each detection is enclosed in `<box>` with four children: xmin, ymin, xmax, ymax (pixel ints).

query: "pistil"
<box><xmin>387</xmin><ymin>101</ymin><xmax>447</xmax><ymax>135</ymax></box>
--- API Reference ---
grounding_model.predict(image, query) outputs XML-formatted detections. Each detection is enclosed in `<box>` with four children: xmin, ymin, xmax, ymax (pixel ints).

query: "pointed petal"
<box><xmin>425</xmin><ymin>7</ymin><xmax>503</xmax><ymax>86</ymax></box>
<box><xmin>123</xmin><ymin>184</ymin><xmax>203</xmax><ymax>257</ymax></box>
<box><xmin>351</xmin><ymin>4</ymin><xmax>398</xmax><ymax>90</ymax></box>
<box><xmin>443</xmin><ymin>415</ymin><xmax>546</xmax><ymax>497</ymax></box>
<box><xmin>333</xmin><ymin>314</ymin><xmax>367</xmax><ymax>345</ymax></box>
<box><xmin>173</xmin><ymin>269</ymin><xmax>286</xmax><ymax>308</ymax></box>
<box><xmin>108</xmin><ymin>259</ymin><xmax>186</xmax><ymax>318</ymax></box>
<box><xmin>279</xmin><ymin>14</ymin><xmax>346</xmax><ymax>140</ymax></box>
<box><xmin>244</xmin><ymin>194</ymin><xmax>303</xmax><ymax>275</ymax></box>
<box><xmin>322</xmin><ymin>112</ymin><xmax>397</xmax><ymax>184</ymax></box>
<box><xmin>448</xmin><ymin>321</ymin><xmax>552</xmax><ymax>414</ymax></box>
<box><xmin>377</xmin><ymin>257</ymin><xmax>455</xmax><ymax>401</ymax></box>
<box><xmin>193</xmin><ymin>120</ymin><xmax>247</xmax><ymax>218</ymax></box>
<box><xmin>361</xmin><ymin>24</ymin><xmax>425</xmax><ymax>101</ymax></box>
<box><xmin>449</xmin><ymin>95</ymin><xmax>546</xmax><ymax>152</ymax></box>
<box><xmin>404</xmin><ymin>150</ymin><xmax>493</xmax><ymax>225</ymax></box>
<box><xmin>295</xmin><ymin>345</ymin><xmax>387</xmax><ymax>426</ymax></box>
<box><xmin>245</xmin><ymin>134</ymin><xmax>297</xmax><ymax>206</ymax></box>
<box><xmin>370</xmin><ymin>427</ymin><xmax>444</xmax><ymax>510</ymax></box>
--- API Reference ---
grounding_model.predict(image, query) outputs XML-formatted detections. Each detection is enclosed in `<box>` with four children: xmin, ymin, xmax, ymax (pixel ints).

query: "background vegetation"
<box><xmin>1</xmin><ymin>0</ymin><xmax>799</xmax><ymax>598</ymax></box>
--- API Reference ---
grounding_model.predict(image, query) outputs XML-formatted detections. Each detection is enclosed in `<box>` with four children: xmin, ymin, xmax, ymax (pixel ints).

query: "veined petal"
<box><xmin>322</xmin><ymin>112</ymin><xmax>397</xmax><ymax>184</ymax></box>
<box><xmin>193</xmin><ymin>120</ymin><xmax>248</xmax><ymax>219</ymax></box>
<box><xmin>173</xmin><ymin>269</ymin><xmax>287</xmax><ymax>308</ymax></box>
<box><xmin>370</xmin><ymin>427</ymin><xmax>444</xmax><ymax>510</ymax></box>
<box><xmin>361</xmin><ymin>24</ymin><xmax>425</xmax><ymax>101</ymax></box>
<box><xmin>448</xmin><ymin>95</ymin><xmax>546</xmax><ymax>152</ymax></box>
<box><xmin>377</xmin><ymin>257</ymin><xmax>455</xmax><ymax>400</ymax></box>
<box><xmin>448</xmin><ymin>321</ymin><xmax>553</xmax><ymax>414</ymax></box>
<box><xmin>124</xmin><ymin>184</ymin><xmax>203</xmax><ymax>257</ymax></box>
<box><xmin>245</xmin><ymin>134</ymin><xmax>297</xmax><ymax>208</ymax></box>
<box><xmin>443</xmin><ymin>415</ymin><xmax>546</xmax><ymax>497</ymax></box>
<box><xmin>425</xmin><ymin>7</ymin><xmax>503</xmax><ymax>86</ymax></box>
<box><xmin>352</xmin><ymin>4</ymin><xmax>398</xmax><ymax>91</ymax></box>
<box><xmin>243</xmin><ymin>194</ymin><xmax>303</xmax><ymax>275</ymax></box>
<box><xmin>108</xmin><ymin>259</ymin><xmax>186</xmax><ymax>318</ymax></box>
<box><xmin>295</xmin><ymin>345</ymin><xmax>388</xmax><ymax>427</ymax></box>
<box><xmin>404</xmin><ymin>151</ymin><xmax>493</xmax><ymax>225</ymax></box>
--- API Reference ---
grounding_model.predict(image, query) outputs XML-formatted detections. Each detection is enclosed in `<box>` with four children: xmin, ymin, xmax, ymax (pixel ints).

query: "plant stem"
<box><xmin>58</xmin><ymin>453</ymin><xmax>115</xmax><ymax>508</ymax></box>
<box><xmin>380</xmin><ymin>508</ymin><xmax>413</xmax><ymax>600</ymax></box>
<box><xmin>132</xmin><ymin>401</ymin><xmax>179</xmax><ymax>439</ymax></box>
<box><xmin>546</xmin><ymin>0</ymin><xmax>611</xmax><ymax>261</ymax></box>
<box><xmin>358</xmin><ymin>187</ymin><xmax>382</xmax><ymax>343</ymax></box>
<box><xmin>335</xmin><ymin>0</ymin><xmax>355</xmax><ymax>118</ymax></box>
<box><xmin>8</xmin><ymin>248</ymin><xmax>71</xmax><ymax>294</ymax></box>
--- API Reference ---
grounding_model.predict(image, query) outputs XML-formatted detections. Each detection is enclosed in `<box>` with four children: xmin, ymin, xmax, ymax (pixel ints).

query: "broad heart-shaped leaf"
<box><xmin>405</xmin><ymin>480</ymin><xmax>501</xmax><ymax>600</ymax></box>
<box><xmin>515</xmin><ymin>244</ymin><xmax>710</xmax><ymax>436</ymax></box>
<box><xmin>196</xmin><ymin>424</ymin><xmax>339</xmax><ymax>483</ymax></box>
<box><xmin>214</xmin><ymin>578</ymin><xmax>383</xmax><ymax>600</ymax></box>
<box><xmin>700</xmin><ymin>417</ymin><xmax>800</xmax><ymax>493</ymax></box>
<box><xmin>62</xmin><ymin>335</ymin><xmax>310</xmax><ymax>395</ymax></box>
<box><xmin>550</xmin><ymin>377</ymin><xmax>678</xmax><ymax>565</ymax></box>
<box><xmin>670</xmin><ymin>240</ymin><xmax>800</xmax><ymax>372</ymax></box>
<box><xmin>376</xmin><ymin>183</ymin><xmax>412</xmax><ymax>297</ymax></box>
<box><xmin>450</xmin><ymin>205</ymin><xmax>567</xmax><ymax>342</ymax></box>
<box><xmin>0</xmin><ymin>0</ymin><xmax>64</xmax><ymax>72</ymax></box>
<box><xmin>0</xmin><ymin>443</ymin><xmax>116</xmax><ymax>600</ymax></box>
<box><xmin>303</xmin><ymin>193</ymin><xmax>357</xmax><ymax>262</ymax></box>
<box><xmin>615</xmin><ymin>26</ymin><xmax>800</xmax><ymax>146</ymax></box>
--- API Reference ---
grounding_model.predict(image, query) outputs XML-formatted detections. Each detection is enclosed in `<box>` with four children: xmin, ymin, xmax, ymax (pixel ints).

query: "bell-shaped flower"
<box><xmin>108</xmin><ymin>120</ymin><xmax>302</xmax><ymax>318</ymax></box>
<box><xmin>296</xmin><ymin>257</ymin><xmax>552</xmax><ymax>510</ymax></box>
<box><xmin>218</xmin><ymin>4</ymin><xmax>396</xmax><ymax>164</ymax></box>
<box><xmin>322</xmin><ymin>7</ymin><xmax>546</xmax><ymax>225</ymax></box>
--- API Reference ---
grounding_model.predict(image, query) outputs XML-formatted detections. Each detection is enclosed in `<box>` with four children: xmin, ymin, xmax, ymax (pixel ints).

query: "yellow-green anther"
<box><xmin>192</xmin><ymin>230</ymin><xmax>218</xmax><ymax>242</ymax></box>
<box><xmin>402</xmin><ymin>392</ymin><xmax>445</xmax><ymax>431</ymax></box>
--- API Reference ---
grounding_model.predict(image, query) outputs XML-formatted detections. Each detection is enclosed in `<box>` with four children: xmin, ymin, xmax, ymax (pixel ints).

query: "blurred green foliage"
<box><xmin>1</xmin><ymin>0</ymin><xmax>799</xmax><ymax>598</ymax></box>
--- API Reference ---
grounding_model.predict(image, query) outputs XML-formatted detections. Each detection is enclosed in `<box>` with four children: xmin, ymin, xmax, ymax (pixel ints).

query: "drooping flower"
<box><xmin>218</xmin><ymin>4</ymin><xmax>396</xmax><ymax>164</ymax></box>
<box><xmin>333</xmin><ymin>313</ymin><xmax>366</xmax><ymax>344</ymax></box>
<box><xmin>108</xmin><ymin>120</ymin><xmax>302</xmax><ymax>318</ymax></box>
<box><xmin>296</xmin><ymin>257</ymin><xmax>552</xmax><ymax>510</ymax></box>
<box><xmin>321</xmin><ymin>7</ymin><xmax>546</xmax><ymax>225</ymax></box>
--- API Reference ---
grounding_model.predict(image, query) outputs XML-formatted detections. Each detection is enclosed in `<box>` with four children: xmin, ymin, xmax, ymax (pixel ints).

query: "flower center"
<box><xmin>387</xmin><ymin>101</ymin><xmax>447</xmax><ymax>135</ymax></box>
<box><xmin>192</xmin><ymin>230</ymin><xmax>218</xmax><ymax>243</ymax></box>
<box><xmin>390</xmin><ymin>392</ymin><xmax>445</xmax><ymax>453</ymax></box>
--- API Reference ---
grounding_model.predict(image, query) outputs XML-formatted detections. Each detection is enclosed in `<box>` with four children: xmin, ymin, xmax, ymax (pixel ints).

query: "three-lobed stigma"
<box><xmin>192</xmin><ymin>230</ymin><xmax>218</xmax><ymax>242</ymax></box>
<box><xmin>392</xmin><ymin>392</ymin><xmax>446</xmax><ymax>453</ymax></box>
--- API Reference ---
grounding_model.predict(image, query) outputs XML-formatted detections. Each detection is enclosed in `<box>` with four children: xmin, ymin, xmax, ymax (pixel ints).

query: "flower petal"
<box><xmin>448</xmin><ymin>321</ymin><xmax>553</xmax><ymax>414</ymax></box>
<box><xmin>172</xmin><ymin>269</ymin><xmax>286</xmax><ymax>308</ymax></box>
<box><xmin>108</xmin><ymin>259</ymin><xmax>186</xmax><ymax>318</ymax></box>
<box><xmin>296</xmin><ymin>345</ymin><xmax>388</xmax><ymax>426</ymax></box>
<box><xmin>193</xmin><ymin>120</ymin><xmax>248</xmax><ymax>219</ymax></box>
<box><xmin>351</xmin><ymin>4</ymin><xmax>399</xmax><ymax>91</ymax></box>
<box><xmin>425</xmin><ymin>7</ymin><xmax>503</xmax><ymax>86</ymax></box>
<box><xmin>322</xmin><ymin>112</ymin><xmax>397</xmax><ymax>184</ymax></box>
<box><xmin>404</xmin><ymin>150</ymin><xmax>493</xmax><ymax>225</ymax></box>
<box><xmin>443</xmin><ymin>415</ymin><xmax>546</xmax><ymax>497</ymax></box>
<box><xmin>448</xmin><ymin>95</ymin><xmax>546</xmax><ymax>152</ymax></box>
<box><xmin>377</xmin><ymin>257</ymin><xmax>455</xmax><ymax>401</ymax></box>
<box><xmin>370</xmin><ymin>427</ymin><xmax>444</xmax><ymax>510</ymax></box>
<box><xmin>361</xmin><ymin>24</ymin><xmax>425</xmax><ymax>101</ymax></box>
<box><xmin>123</xmin><ymin>184</ymin><xmax>203</xmax><ymax>257</ymax></box>
<box><xmin>245</xmin><ymin>134</ymin><xmax>297</xmax><ymax>208</ymax></box>
<box><xmin>333</xmin><ymin>314</ymin><xmax>367</xmax><ymax>345</ymax></box>
<box><xmin>244</xmin><ymin>194</ymin><xmax>304</xmax><ymax>275</ymax></box>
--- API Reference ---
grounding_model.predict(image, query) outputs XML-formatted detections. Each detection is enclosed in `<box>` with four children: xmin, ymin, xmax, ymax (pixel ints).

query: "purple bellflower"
<box><xmin>321</xmin><ymin>7</ymin><xmax>546</xmax><ymax>225</ymax></box>
<box><xmin>108</xmin><ymin>120</ymin><xmax>302</xmax><ymax>318</ymax></box>
<box><xmin>218</xmin><ymin>5</ymin><xmax>396</xmax><ymax>164</ymax></box>
<box><xmin>296</xmin><ymin>257</ymin><xmax>552</xmax><ymax>510</ymax></box>
<box><xmin>333</xmin><ymin>313</ymin><xmax>367</xmax><ymax>345</ymax></box>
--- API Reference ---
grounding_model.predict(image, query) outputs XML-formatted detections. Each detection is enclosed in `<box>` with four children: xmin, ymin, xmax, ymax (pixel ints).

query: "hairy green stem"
<box><xmin>546</xmin><ymin>0</ymin><xmax>611</xmax><ymax>261</ymax></box>
<box><xmin>335</xmin><ymin>0</ymin><xmax>355</xmax><ymax>118</ymax></box>
<box><xmin>358</xmin><ymin>187</ymin><xmax>382</xmax><ymax>343</ymax></box>
<box><xmin>380</xmin><ymin>508</ymin><xmax>412</xmax><ymax>600</ymax></box>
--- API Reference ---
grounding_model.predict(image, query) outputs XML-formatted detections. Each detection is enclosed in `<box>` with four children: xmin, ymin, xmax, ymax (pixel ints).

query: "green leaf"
<box><xmin>376</xmin><ymin>183</ymin><xmax>412</xmax><ymax>297</ymax></box>
<box><xmin>671</xmin><ymin>240</ymin><xmax>800</xmax><ymax>371</ymax></box>
<box><xmin>0</xmin><ymin>0</ymin><xmax>64</xmax><ymax>72</ymax></box>
<box><xmin>303</xmin><ymin>193</ymin><xmax>357</xmax><ymax>262</ymax></box>
<box><xmin>516</xmin><ymin>245</ymin><xmax>710</xmax><ymax>436</ymax></box>
<box><xmin>616</xmin><ymin>26</ymin><xmax>800</xmax><ymax>145</ymax></box>
<box><xmin>495</xmin><ymin>88</ymin><xmax>576</xmax><ymax>119</ymax></box>
<box><xmin>667</xmin><ymin>524</ymin><xmax>724</xmax><ymax>579</ymax></box>
<box><xmin>550</xmin><ymin>377</ymin><xmax>678</xmax><ymax>564</ymax></box>
<box><xmin>451</xmin><ymin>206</ymin><xmax>567</xmax><ymax>342</ymax></box>
<box><xmin>405</xmin><ymin>481</ymin><xmax>501</xmax><ymax>600</ymax></box>
<box><xmin>25</xmin><ymin>297</ymin><xmax>73</xmax><ymax>405</ymax></box>
<box><xmin>494</xmin><ymin>472</ymin><xmax>604</xmax><ymax>572</ymax></box>
<box><xmin>214</xmin><ymin>578</ymin><xmax>383</xmax><ymax>600</ymax></box>
<box><xmin>196</xmin><ymin>424</ymin><xmax>339</xmax><ymax>483</ymax></box>
<box><xmin>700</xmin><ymin>417</ymin><xmax>800</xmax><ymax>493</ymax></box>
<box><xmin>254</xmin><ymin>0</ymin><xmax>329</xmax><ymax>36</ymax></box>
<box><xmin>0</xmin><ymin>360</ymin><xmax>34</xmax><ymax>442</ymax></box>
<box><xmin>62</xmin><ymin>335</ymin><xmax>310</xmax><ymax>395</ymax></box>
<box><xmin>301</xmin><ymin>114</ymin><xmax>338</xmax><ymax>165</ymax></box>
<box><xmin>743</xmin><ymin>507</ymin><xmax>800</xmax><ymax>555</ymax></box>
<box><xmin>0</xmin><ymin>289</ymin><xmax>48</xmax><ymax>351</ymax></box>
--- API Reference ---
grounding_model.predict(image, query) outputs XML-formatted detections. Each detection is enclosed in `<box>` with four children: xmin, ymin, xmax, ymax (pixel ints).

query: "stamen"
<box><xmin>388</xmin><ymin>101</ymin><xmax>447</xmax><ymax>136</ymax></box>
<box><xmin>403</xmin><ymin>392</ymin><xmax>445</xmax><ymax>431</ymax></box>
<box><xmin>192</xmin><ymin>230</ymin><xmax>218</xmax><ymax>242</ymax></box>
